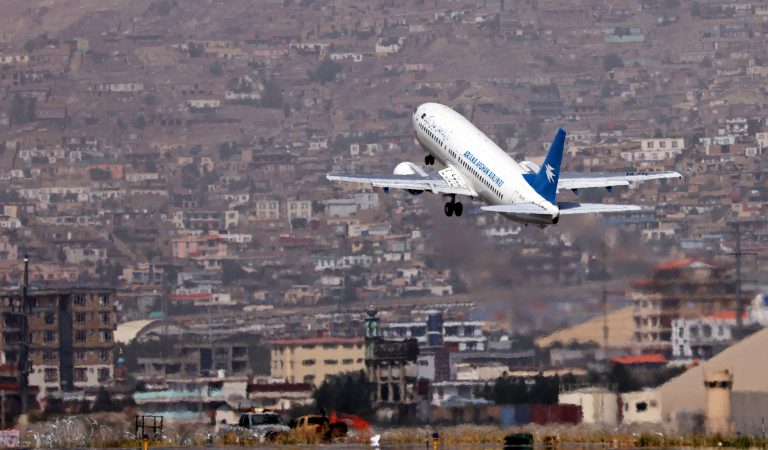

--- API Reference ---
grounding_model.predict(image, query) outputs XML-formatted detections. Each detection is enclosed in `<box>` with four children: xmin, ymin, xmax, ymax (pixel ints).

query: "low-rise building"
<box><xmin>270</xmin><ymin>337</ymin><xmax>365</xmax><ymax>386</ymax></box>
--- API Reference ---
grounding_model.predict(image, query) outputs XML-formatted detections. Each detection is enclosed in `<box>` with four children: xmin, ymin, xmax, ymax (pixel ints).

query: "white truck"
<box><xmin>222</xmin><ymin>411</ymin><xmax>290</xmax><ymax>441</ymax></box>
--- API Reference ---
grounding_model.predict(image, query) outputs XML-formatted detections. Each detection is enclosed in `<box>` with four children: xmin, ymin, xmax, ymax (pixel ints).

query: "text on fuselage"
<box><xmin>463</xmin><ymin>150</ymin><xmax>504</xmax><ymax>187</ymax></box>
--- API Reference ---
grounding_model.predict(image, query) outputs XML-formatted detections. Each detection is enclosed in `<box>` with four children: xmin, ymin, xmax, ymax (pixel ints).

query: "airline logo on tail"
<box><xmin>522</xmin><ymin>128</ymin><xmax>565</xmax><ymax>204</ymax></box>
<box><xmin>545</xmin><ymin>164</ymin><xmax>555</xmax><ymax>183</ymax></box>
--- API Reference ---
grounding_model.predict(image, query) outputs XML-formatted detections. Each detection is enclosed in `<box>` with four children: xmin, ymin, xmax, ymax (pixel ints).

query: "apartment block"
<box><xmin>629</xmin><ymin>259</ymin><xmax>737</xmax><ymax>355</ymax></box>
<box><xmin>0</xmin><ymin>288</ymin><xmax>116</xmax><ymax>398</ymax></box>
<box><xmin>270</xmin><ymin>337</ymin><xmax>364</xmax><ymax>386</ymax></box>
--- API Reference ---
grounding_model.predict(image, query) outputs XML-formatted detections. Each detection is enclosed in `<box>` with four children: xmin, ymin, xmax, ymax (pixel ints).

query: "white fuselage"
<box><xmin>412</xmin><ymin>103</ymin><xmax>558</xmax><ymax>224</ymax></box>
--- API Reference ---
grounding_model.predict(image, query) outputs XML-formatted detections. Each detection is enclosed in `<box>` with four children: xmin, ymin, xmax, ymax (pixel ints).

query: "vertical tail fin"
<box><xmin>523</xmin><ymin>128</ymin><xmax>565</xmax><ymax>204</ymax></box>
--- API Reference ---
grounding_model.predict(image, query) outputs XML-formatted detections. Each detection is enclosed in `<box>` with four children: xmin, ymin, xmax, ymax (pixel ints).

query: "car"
<box><xmin>292</xmin><ymin>415</ymin><xmax>347</xmax><ymax>441</ymax></box>
<box><xmin>222</xmin><ymin>410</ymin><xmax>290</xmax><ymax>442</ymax></box>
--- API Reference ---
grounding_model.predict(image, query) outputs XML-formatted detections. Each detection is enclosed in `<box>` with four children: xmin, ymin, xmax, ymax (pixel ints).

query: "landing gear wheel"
<box><xmin>454</xmin><ymin>202</ymin><xmax>463</xmax><ymax>217</ymax></box>
<box><xmin>444</xmin><ymin>202</ymin><xmax>454</xmax><ymax>217</ymax></box>
<box><xmin>425</xmin><ymin>155</ymin><xmax>435</xmax><ymax>165</ymax></box>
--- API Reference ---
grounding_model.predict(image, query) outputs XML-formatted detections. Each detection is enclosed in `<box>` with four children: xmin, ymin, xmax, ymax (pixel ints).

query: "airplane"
<box><xmin>327</xmin><ymin>102</ymin><xmax>681</xmax><ymax>227</ymax></box>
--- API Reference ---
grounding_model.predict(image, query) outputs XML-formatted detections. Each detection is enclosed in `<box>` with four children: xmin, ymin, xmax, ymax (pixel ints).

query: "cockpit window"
<box><xmin>421</xmin><ymin>113</ymin><xmax>426</xmax><ymax>119</ymax></box>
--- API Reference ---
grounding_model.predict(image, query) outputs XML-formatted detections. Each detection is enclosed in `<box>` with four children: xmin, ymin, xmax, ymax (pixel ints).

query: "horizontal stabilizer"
<box><xmin>481</xmin><ymin>203</ymin><xmax>551</xmax><ymax>215</ymax></box>
<box><xmin>557</xmin><ymin>202</ymin><xmax>642</xmax><ymax>215</ymax></box>
<box><xmin>558</xmin><ymin>170</ymin><xmax>681</xmax><ymax>191</ymax></box>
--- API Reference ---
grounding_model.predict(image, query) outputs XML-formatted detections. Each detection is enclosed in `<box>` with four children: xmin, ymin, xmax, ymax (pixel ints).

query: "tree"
<box><xmin>218</xmin><ymin>142</ymin><xmax>240</xmax><ymax>160</ymax></box>
<box><xmin>222</xmin><ymin>259</ymin><xmax>249</xmax><ymax>284</ymax></box>
<box><xmin>89</xmin><ymin>167</ymin><xmax>112</xmax><ymax>181</ymax></box>
<box><xmin>690</xmin><ymin>1</ymin><xmax>701</xmax><ymax>16</ymax></box>
<box><xmin>603</xmin><ymin>53</ymin><xmax>624</xmax><ymax>72</ymax></box>
<box><xmin>313</xmin><ymin>371</ymin><xmax>374</xmax><ymax>417</ymax></box>
<box><xmin>92</xmin><ymin>387</ymin><xmax>119</xmax><ymax>412</ymax></box>
<box><xmin>9</xmin><ymin>94</ymin><xmax>25</xmax><ymax>124</ymax></box>
<box><xmin>309</xmin><ymin>60</ymin><xmax>343</xmax><ymax>84</ymax></box>
<box><xmin>209</xmin><ymin>61</ymin><xmax>224</xmax><ymax>76</ymax></box>
<box><xmin>526</xmin><ymin>119</ymin><xmax>542</xmax><ymax>140</ymax></box>
<box><xmin>132</xmin><ymin>115</ymin><xmax>147</xmax><ymax>129</ymax></box>
<box><xmin>9</xmin><ymin>94</ymin><xmax>36</xmax><ymax>125</ymax></box>
<box><xmin>485</xmin><ymin>372</ymin><xmax>561</xmax><ymax>405</ymax></box>
<box><xmin>260</xmin><ymin>80</ymin><xmax>283</xmax><ymax>109</ymax></box>
<box><xmin>143</xmin><ymin>94</ymin><xmax>157</xmax><ymax>106</ymax></box>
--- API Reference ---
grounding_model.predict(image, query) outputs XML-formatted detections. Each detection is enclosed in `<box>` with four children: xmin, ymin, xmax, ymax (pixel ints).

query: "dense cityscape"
<box><xmin>0</xmin><ymin>0</ymin><xmax>767</xmax><ymax>445</ymax></box>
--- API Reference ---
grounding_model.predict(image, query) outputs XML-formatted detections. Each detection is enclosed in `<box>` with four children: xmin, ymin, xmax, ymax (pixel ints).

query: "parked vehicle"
<box><xmin>222</xmin><ymin>410</ymin><xmax>290</xmax><ymax>442</ymax></box>
<box><xmin>292</xmin><ymin>415</ymin><xmax>348</xmax><ymax>441</ymax></box>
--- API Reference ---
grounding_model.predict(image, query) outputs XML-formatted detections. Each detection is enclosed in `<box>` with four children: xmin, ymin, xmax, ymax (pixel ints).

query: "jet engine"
<box><xmin>393</xmin><ymin>161</ymin><xmax>427</xmax><ymax>195</ymax></box>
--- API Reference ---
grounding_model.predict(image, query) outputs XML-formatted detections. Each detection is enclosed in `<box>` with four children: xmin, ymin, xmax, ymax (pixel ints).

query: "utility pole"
<box><xmin>602</xmin><ymin>245</ymin><xmax>609</xmax><ymax>373</ymax></box>
<box><xmin>727</xmin><ymin>222</ymin><xmax>756</xmax><ymax>334</ymax></box>
<box><xmin>18</xmin><ymin>254</ymin><xmax>30</xmax><ymax>423</ymax></box>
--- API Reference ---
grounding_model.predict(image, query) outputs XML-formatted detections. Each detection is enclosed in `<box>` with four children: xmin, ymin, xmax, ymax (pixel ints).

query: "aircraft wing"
<box><xmin>326</xmin><ymin>167</ymin><xmax>477</xmax><ymax>197</ymax></box>
<box><xmin>481</xmin><ymin>203</ymin><xmax>551</xmax><ymax>215</ymax></box>
<box><xmin>482</xmin><ymin>202</ymin><xmax>642</xmax><ymax>215</ymax></box>
<box><xmin>557</xmin><ymin>170</ymin><xmax>681</xmax><ymax>190</ymax></box>
<box><xmin>557</xmin><ymin>202</ymin><xmax>642</xmax><ymax>215</ymax></box>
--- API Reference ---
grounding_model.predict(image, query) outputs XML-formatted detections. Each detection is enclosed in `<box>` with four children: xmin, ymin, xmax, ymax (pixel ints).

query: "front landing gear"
<box><xmin>425</xmin><ymin>154</ymin><xmax>435</xmax><ymax>166</ymax></box>
<box><xmin>444</xmin><ymin>195</ymin><xmax>463</xmax><ymax>217</ymax></box>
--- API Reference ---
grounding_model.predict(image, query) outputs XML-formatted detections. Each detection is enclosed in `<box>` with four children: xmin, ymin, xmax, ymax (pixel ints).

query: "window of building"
<box><xmin>75</xmin><ymin>330</ymin><xmax>86</xmax><ymax>342</ymax></box>
<box><xmin>44</xmin><ymin>331</ymin><xmax>56</xmax><ymax>343</ymax></box>
<box><xmin>324</xmin><ymin>359</ymin><xmax>338</xmax><ymax>365</ymax></box>
<box><xmin>99</xmin><ymin>294</ymin><xmax>109</xmax><ymax>306</ymax></box>
<box><xmin>342</xmin><ymin>359</ymin><xmax>353</xmax><ymax>365</ymax></box>
<box><xmin>672</xmin><ymin>141</ymin><xmax>678</xmax><ymax>148</ymax></box>
<box><xmin>100</xmin><ymin>330</ymin><xmax>113</xmax><ymax>343</ymax></box>
<box><xmin>75</xmin><ymin>312</ymin><xmax>86</xmax><ymax>324</ymax></box>
<box><xmin>74</xmin><ymin>295</ymin><xmax>86</xmax><ymax>306</ymax></box>
<box><xmin>74</xmin><ymin>368</ymin><xmax>87</xmax><ymax>382</ymax></box>
<box><xmin>97</xmin><ymin>368</ymin><xmax>110</xmax><ymax>382</ymax></box>
<box><xmin>302</xmin><ymin>359</ymin><xmax>315</xmax><ymax>366</ymax></box>
<box><xmin>43</xmin><ymin>351</ymin><xmax>57</xmax><ymax>363</ymax></box>
<box><xmin>303</xmin><ymin>375</ymin><xmax>315</xmax><ymax>384</ymax></box>
<box><xmin>44</xmin><ymin>312</ymin><xmax>55</xmax><ymax>325</ymax></box>
<box><xmin>100</xmin><ymin>312</ymin><xmax>110</xmax><ymax>325</ymax></box>
<box><xmin>44</xmin><ymin>368</ymin><xmax>58</xmax><ymax>382</ymax></box>
<box><xmin>75</xmin><ymin>350</ymin><xmax>86</xmax><ymax>361</ymax></box>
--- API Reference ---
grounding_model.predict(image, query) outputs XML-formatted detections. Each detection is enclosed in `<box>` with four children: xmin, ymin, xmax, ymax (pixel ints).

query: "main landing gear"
<box><xmin>424</xmin><ymin>154</ymin><xmax>435</xmax><ymax>166</ymax></box>
<box><xmin>444</xmin><ymin>195</ymin><xmax>463</xmax><ymax>217</ymax></box>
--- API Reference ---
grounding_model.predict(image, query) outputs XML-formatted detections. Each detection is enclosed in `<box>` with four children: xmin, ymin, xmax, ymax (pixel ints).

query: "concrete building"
<box><xmin>286</xmin><ymin>200</ymin><xmax>312</xmax><ymax>220</ymax></box>
<box><xmin>629</xmin><ymin>259</ymin><xmax>737</xmax><ymax>355</ymax></box>
<box><xmin>622</xmin><ymin>138</ymin><xmax>685</xmax><ymax>162</ymax></box>
<box><xmin>671</xmin><ymin>312</ymin><xmax>740</xmax><ymax>362</ymax></box>
<box><xmin>270</xmin><ymin>337</ymin><xmax>364</xmax><ymax>386</ymax></box>
<box><xmin>253</xmin><ymin>200</ymin><xmax>280</xmax><ymax>220</ymax></box>
<box><xmin>380</xmin><ymin>310</ymin><xmax>488</xmax><ymax>351</ymax></box>
<box><xmin>620</xmin><ymin>390</ymin><xmax>663</xmax><ymax>424</ymax></box>
<box><xmin>0</xmin><ymin>288</ymin><xmax>116</xmax><ymax>399</ymax></box>
<box><xmin>559</xmin><ymin>387</ymin><xmax>619</xmax><ymax>426</ymax></box>
<box><xmin>136</xmin><ymin>335</ymin><xmax>250</xmax><ymax>380</ymax></box>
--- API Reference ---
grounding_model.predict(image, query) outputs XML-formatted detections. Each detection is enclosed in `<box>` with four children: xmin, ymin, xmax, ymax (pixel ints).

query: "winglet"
<box><xmin>523</xmin><ymin>128</ymin><xmax>565</xmax><ymax>204</ymax></box>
